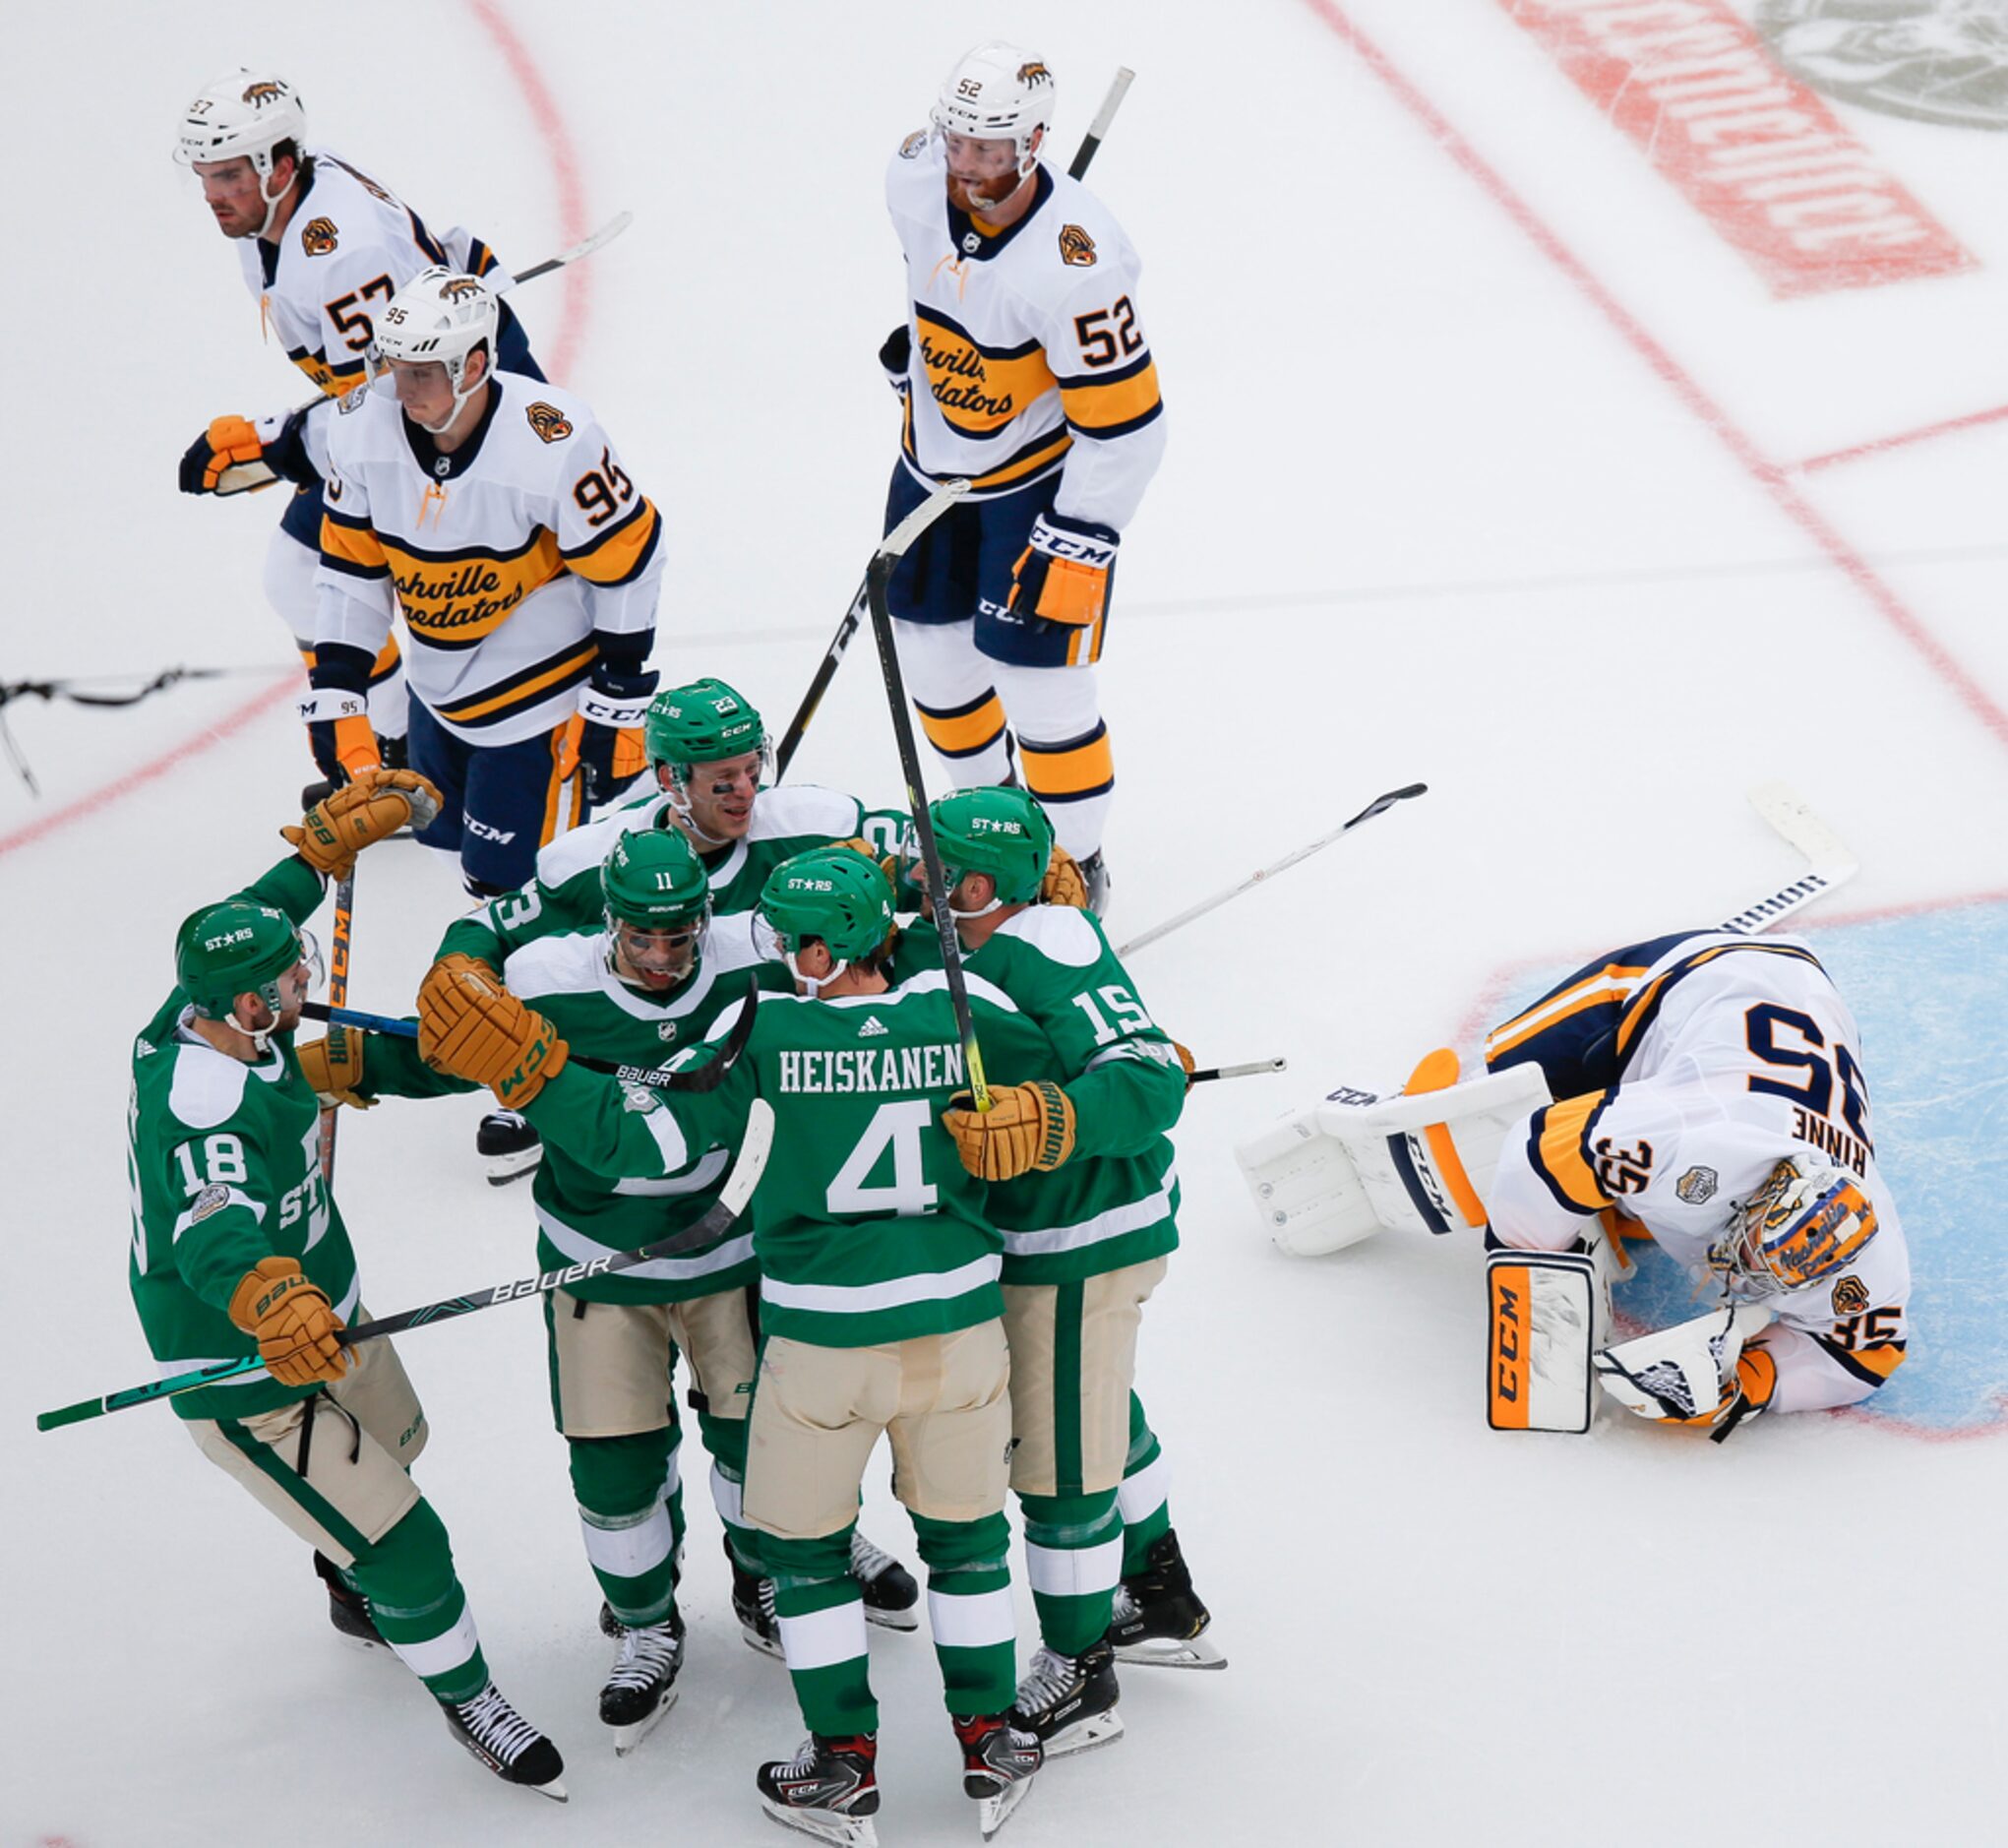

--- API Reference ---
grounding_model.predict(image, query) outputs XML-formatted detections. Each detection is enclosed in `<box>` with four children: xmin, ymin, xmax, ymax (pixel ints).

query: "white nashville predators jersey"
<box><xmin>886</xmin><ymin>132</ymin><xmax>1165</xmax><ymax>526</ymax></box>
<box><xmin>316</xmin><ymin>373</ymin><xmax>663</xmax><ymax>748</ymax></box>
<box><xmin>235</xmin><ymin>147</ymin><xmax>498</xmax><ymax>405</ymax></box>
<box><xmin>1487</xmin><ymin>935</ymin><xmax>1910</xmax><ymax>1412</ymax></box>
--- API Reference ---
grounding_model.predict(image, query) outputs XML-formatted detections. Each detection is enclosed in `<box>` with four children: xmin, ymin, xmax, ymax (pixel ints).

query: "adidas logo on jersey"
<box><xmin>858</xmin><ymin>1016</ymin><xmax>889</xmax><ymax>1038</ymax></box>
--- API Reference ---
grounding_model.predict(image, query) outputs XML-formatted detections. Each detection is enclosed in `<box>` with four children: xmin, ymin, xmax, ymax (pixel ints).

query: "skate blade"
<box><xmin>863</xmin><ymin>1603</ymin><xmax>919</xmax><ymax>1633</ymax></box>
<box><xmin>760</xmin><ymin>1799</ymin><xmax>879</xmax><ymax>1847</ymax></box>
<box><xmin>530</xmin><ymin>1776</ymin><xmax>569</xmax><ymax>1803</ymax></box>
<box><xmin>742</xmin><ymin>1626</ymin><xmax>787</xmax><ymax>1661</ymax></box>
<box><xmin>1041</xmin><ymin>1707</ymin><xmax>1125</xmax><ymax>1759</ymax></box>
<box><xmin>611</xmin><ymin>1687</ymin><xmax>678</xmax><ymax>1756</ymax></box>
<box><xmin>1112</xmin><ymin>1632</ymin><xmax>1228</xmax><ymax>1671</ymax></box>
<box><xmin>977</xmin><ymin>1776</ymin><xmax>1033</xmax><ymax>1840</ymax></box>
<box><xmin>484</xmin><ymin>1150</ymin><xmax>542</xmax><ymax>1186</ymax></box>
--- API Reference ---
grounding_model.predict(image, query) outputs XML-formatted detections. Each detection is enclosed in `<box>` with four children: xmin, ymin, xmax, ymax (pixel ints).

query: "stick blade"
<box><xmin>1747</xmin><ymin>782</ymin><xmax>1858</xmax><ymax>877</ymax></box>
<box><xmin>722</xmin><ymin>1097</ymin><xmax>775</xmax><ymax>1217</ymax></box>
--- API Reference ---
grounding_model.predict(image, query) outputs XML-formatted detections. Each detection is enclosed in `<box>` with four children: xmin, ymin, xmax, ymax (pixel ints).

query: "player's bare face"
<box><xmin>678</xmin><ymin>751</ymin><xmax>763</xmax><ymax>841</ymax></box>
<box><xmin>612</xmin><ymin>921</ymin><xmax>700</xmax><ymax>993</ymax></box>
<box><xmin>943</xmin><ymin>133</ymin><xmax>1028</xmax><ymax>216</ymax></box>
<box><xmin>194</xmin><ymin>155</ymin><xmax>278</xmax><ymax>238</ymax></box>
<box><xmin>389</xmin><ymin>359</ymin><xmax>458</xmax><ymax>428</ymax></box>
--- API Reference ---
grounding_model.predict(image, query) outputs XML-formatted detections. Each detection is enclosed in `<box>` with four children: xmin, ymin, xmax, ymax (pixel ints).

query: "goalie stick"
<box><xmin>771</xmin><ymin>69</ymin><xmax>1137</xmax><ymax>778</ymax></box>
<box><xmin>1716</xmin><ymin>782</ymin><xmax>1859</xmax><ymax>935</ymax></box>
<box><xmin>214</xmin><ymin>211</ymin><xmax>637</xmax><ymax>496</ymax></box>
<box><xmin>37</xmin><ymin>1097</ymin><xmax>773</xmax><ymax>1432</ymax></box>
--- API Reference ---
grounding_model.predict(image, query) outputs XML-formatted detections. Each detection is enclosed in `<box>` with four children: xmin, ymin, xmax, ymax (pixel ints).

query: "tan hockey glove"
<box><xmin>296</xmin><ymin>1028</ymin><xmax>371</xmax><ymax>1110</ymax></box>
<box><xmin>417</xmin><ymin>960</ymin><xmax>569</xmax><ymax>1106</ymax></box>
<box><xmin>228</xmin><ymin>1257</ymin><xmax>349</xmax><ymax>1388</ymax></box>
<box><xmin>944</xmin><ymin>1080</ymin><xmax>1076</xmax><ymax>1181</ymax></box>
<box><xmin>1040</xmin><ymin>845</ymin><xmax>1091</xmax><ymax>909</ymax></box>
<box><xmin>283</xmin><ymin>769</ymin><xmax>444</xmax><ymax>878</ymax></box>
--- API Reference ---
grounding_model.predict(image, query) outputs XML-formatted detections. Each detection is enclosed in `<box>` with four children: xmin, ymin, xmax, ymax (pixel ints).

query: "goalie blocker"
<box><xmin>1236</xmin><ymin>1049</ymin><xmax>1551</xmax><ymax>1257</ymax></box>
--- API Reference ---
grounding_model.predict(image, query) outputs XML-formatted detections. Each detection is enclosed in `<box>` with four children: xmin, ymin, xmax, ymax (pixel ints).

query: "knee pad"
<box><xmin>568</xmin><ymin>1429</ymin><xmax>678</xmax><ymax>1519</ymax></box>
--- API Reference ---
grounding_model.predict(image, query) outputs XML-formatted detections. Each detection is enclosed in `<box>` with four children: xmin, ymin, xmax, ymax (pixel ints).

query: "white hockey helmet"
<box><xmin>173</xmin><ymin>70</ymin><xmax>307</xmax><ymax>179</ymax></box>
<box><xmin>369</xmin><ymin>267</ymin><xmax>499</xmax><ymax>431</ymax></box>
<box><xmin>931</xmin><ymin>42</ymin><xmax>1056</xmax><ymax>180</ymax></box>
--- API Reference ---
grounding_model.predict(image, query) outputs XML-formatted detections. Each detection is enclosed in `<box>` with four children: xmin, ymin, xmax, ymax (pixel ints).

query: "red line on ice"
<box><xmin>1795</xmin><ymin>401</ymin><xmax>2008</xmax><ymax>474</ymax></box>
<box><xmin>1297</xmin><ymin>0</ymin><xmax>2008</xmax><ymax>756</ymax></box>
<box><xmin>0</xmin><ymin>0</ymin><xmax>595</xmax><ymax>862</ymax></box>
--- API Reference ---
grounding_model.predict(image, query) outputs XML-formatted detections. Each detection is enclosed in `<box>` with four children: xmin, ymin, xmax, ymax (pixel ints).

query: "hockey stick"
<box><xmin>1189</xmin><ymin>1057</ymin><xmax>1287</xmax><ymax>1085</ymax></box>
<box><xmin>37</xmin><ymin>1097</ymin><xmax>773</xmax><ymax>1433</ymax></box>
<box><xmin>770</xmin><ymin>73</ymin><xmax>1135</xmax><ymax>778</ymax></box>
<box><xmin>300</xmin><ymin>974</ymin><xmax>761</xmax><ymax>1094</ymax></box>
<box><xmin>215</xmin><ymin>212</ymin><xmax>636</xmax><ymax>496</ymax></box>
<box><xmin>864</xmin><ymin>480</ymin><xmax>993</xmax><ymax>1108</ymax></box>
<box><xmin>1117</xmin><ymin>783</ymin><xmax>1429</xmax><ymax>958</ymax></box>
<box><xmin>1715</xmin><ymin>783</ymin><xmax>1859</xmax><ymax>935</ymax></box>
<box><xmin>318</xmin><ymin>867</ymin><xmax>355</xmax><ymax>1183</ymax></box>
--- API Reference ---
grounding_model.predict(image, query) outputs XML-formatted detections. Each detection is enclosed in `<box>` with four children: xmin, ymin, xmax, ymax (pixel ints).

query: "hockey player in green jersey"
<box><xmin>301</xmin><ymin>828</ymin><xmax>915</xmax><ymax>1751</ymax></box>
<box><xmin>900</xmin><ymin>786</ymin><xmax>1225</xmax><ymax>1756</ymax></box>
<box><xmin>125</xmin><ymin>771</ymin><xmax>568</xmax><ymax>1799</ymax></box>
<box><xmin>413</xmin><ymin>847</ymin><xmax>1055</xmax><ymax>1843</ymax></box>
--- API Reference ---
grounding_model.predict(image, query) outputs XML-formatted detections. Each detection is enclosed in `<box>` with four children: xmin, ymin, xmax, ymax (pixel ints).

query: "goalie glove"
<box><xmin>1594</xmin><ymin>1306</ymin><xmax>1778</xmax><ymax>1441</ymax></box>
<box><xmin>178</xmin><ymin>408</ymin><xmax>314</xmax><ymax>496</ymax></box>
<box><xmin>1007</xmin><ymin>512</ymin><xmax>1119</xmax><ymax>630</ymax></box>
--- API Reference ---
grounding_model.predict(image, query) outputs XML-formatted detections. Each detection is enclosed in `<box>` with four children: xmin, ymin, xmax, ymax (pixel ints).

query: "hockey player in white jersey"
<box><xmin>1481</xmin><ymin>929</ymin><xmax>1910</xmax><ymax>1437</ymax></box>
<box><xmin>880</xmin><ymin>44</ymin><xmax>1168</xmax><ymax>910</ymax></box>
<box><xmin>311</xmin><ymin>267</ymin><xmax>662</xmax><ymax>896</ymax></box>
<box><xmin>173</xmin><ymin>71</ymin><xmax>545</xmax><ymax>791</ymax></box>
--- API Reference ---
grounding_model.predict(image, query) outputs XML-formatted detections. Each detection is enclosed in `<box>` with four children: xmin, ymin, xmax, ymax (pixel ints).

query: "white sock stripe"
<box><xmin>1025</xmin><ymin>1535</ymin><xmax>1123</xmax><ymax>1598</ymax></box>
<box><xmin>778</xmin><ymin>1598</ymin><xmax>870</xmax><ymax>1672</ymax></box>
<box><xmin>659</xmin><ymin>1444</ymin><xmax>682</xmax><ymax>1504</ymax></box>
<box><xmin>928</xmin><ymin>1584</ymin><xmax>1017</xmax><ymax>1650</ymax></box>
<box><xmin>708</xmin><ymin>1460</ymin><xmax>744</xmax><ymax>1528</ymax></box>
<box><xmin>1117</xmin><ymin>1451</ymin><xmax>1171</xmax><ymax>1524</ymax></box>
<box><xmin>388</xmin><ymin>1605</ymin><xmax>481</xmax><ymax>1682</ymax></box>
<box><xmin>579</xmin><ymin>1502</ymin><xmax>674</xmax><ymax>1579</ymax></box>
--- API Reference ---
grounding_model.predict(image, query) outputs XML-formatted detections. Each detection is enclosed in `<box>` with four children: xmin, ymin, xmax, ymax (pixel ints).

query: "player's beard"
<box><xmin>946</xmin><ymin>167</ymin><xmax>1020</xmax><ymax>216</ymax></box>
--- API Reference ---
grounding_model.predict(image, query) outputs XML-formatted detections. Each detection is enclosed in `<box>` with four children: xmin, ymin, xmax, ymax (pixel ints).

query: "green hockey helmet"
<box><xmin>174</xmin><ymin>900</ymin><xmax>314</xmax><ymax>1030</ymax></box>
<box><xmin>602</xmin><ymin>827</ymin><xmax>712</xmax><ymax>931</ymax></box>
<box><xmin>644</xmin><ymin>678</ymin><xmax>767</xmax><ymax>774</ymax></box>
<box><xmin>929</xmin><ymin>784</ymin><xmax>1054</xmax><ymax>911</ymax></box>
<box><xmin>758</xmin><ymin>847</ymin><xmax>895</xmax><ymax>990</ymax></box>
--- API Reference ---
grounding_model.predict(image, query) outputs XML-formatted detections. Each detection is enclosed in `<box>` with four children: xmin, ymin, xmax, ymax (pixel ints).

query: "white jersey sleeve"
<box><xmin>548</xmin><ymin>418</ymin><xmax>665</xmax><ymax>647</ymax></box>
<box><xmin>312</xmin><ymin>391</ymin><xmax>396</xmax><ymax>660</ymax></box>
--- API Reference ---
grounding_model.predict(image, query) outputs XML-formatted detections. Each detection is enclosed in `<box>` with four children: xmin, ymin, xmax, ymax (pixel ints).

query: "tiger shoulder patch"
<box><xmin>525</xmin><ymin>401</ymin><xmax>574</xmax><ymax>444</ymax></box>
<box><xmin>300</xmin><ymin>216</ymin><xmax>339</xmax><ymax>256</ymax></box>
<box><xmin>1058</xmin><ymin>223</ymin><xmax>1097</xmax><ymax>268</ymax></box>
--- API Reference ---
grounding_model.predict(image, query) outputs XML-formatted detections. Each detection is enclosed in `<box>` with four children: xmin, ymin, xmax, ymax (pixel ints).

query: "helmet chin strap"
<box><xmin>410</xmin><ymin>358</ymin><xmax>485</xmax><ymax>436</ymax></box>
<box><xmin>664</xmin><ymin>770</ymin><xmax>737</xmax><ymax>848</ymax></box>
<box><xmin>784</xmin><ymin>949</ymin><xmax>848</xmax><ymax>997</ymax></box>
<box><xmin>253</xmin><ymin>154</ymin><xmax>293</xmax><ymax>241</ymax></box>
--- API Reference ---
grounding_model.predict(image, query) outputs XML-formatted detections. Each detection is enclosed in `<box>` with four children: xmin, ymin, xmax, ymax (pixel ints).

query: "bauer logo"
<box><xmin>300</xmin><ymin>216</ymin><xmax>338</xmax><ymax>256</ymax></box>
<box><xmin>1059</xmin><ymin>223</ymin><xmax>1098</xmax><ymax>268</ymax></box>
<box><xmin>525</xmin><ymin>401</ymin><xmax>574</xmax><ymax>444</ymax></box>
<box><xmin>1759</xmin><ymin>1</ymin><xmax>2008</xmax><ymax>130</ymax></box>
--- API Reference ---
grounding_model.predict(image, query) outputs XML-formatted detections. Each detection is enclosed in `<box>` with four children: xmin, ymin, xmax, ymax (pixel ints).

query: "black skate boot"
<box><xmin>850</xmin><ymin>1529</ymin><xmax>920</xmax><ymax>1632</ymax></box>
<box><xmin>1077</xmin><ymin>849</ymin><xmax>1110</xmax><ymax>915</ymax></box>
<box><xmin>300</xmin><ymin>777</ymin><xmax>336</xmax><ymax>812</ymax></box>
<box><xmin>1010</xmin><ymin>1637</ymin><xmax>1124</xmax><ymax>1758</ymax></box>
<box><xmin>599</xmin><ymin>1607</ymin><xmax>685</xmax><ymax>1755</ymax></box>
<box><xmin>953</xmin><ymin>1711</ymin><xmax>1042</xmax><ymax>1840</ymax></box>
<box><xmin>1106</xmin><ymin>1528</ymin><xmax>1226</xmax><ymax>1669</ymax></box>
<box><xmin>313</xmin><ymin>1549</ymin><xmax>383</xmax><ymax>1648</ymax></box>
<box><xmin>727</xmin><ymin>1535</ymin><xmax>783</xmax><ymax>1659</ymax></box>
<box><xmin>476</xmin><ymin>1108</ymin><xmax>542</xmax><ymax>1185</ymax></box>
<box><xmin>439</xmin><ymin>1682</ymin><xmax>568</xmax><ymax>1801</ymax></box>
<box><xmin>756</xmin><ymin>1731</ymin><xmax>880</xmax><ymax>1846</ymax></box>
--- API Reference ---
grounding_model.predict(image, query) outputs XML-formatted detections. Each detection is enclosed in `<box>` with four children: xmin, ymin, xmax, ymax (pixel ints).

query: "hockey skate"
<box><xmin>600</xmin><ymin>1608</ymin><xmax>685</xmax><ymax>1755</ymax></box>
<box><xmin>1106</xmin><ymin>1529</ymin><xmax>1226</xmax><ymax>1669</ymax></box>
<box><xmin>756</xmin><ymin>1732</ymin><xmax>880</xmax><ymax>1847</ymax></box>
<box><xmin>313</xmin><ymin>1549</ymin><xmax>384</xmax><ymax>1649</ymax></box>
<box><xmin>439</xmin><ymin>1682</ymin><xmax>568</xmax><ymax>1801</ymax></box>
<box><xmin>727</xmin><ymin>1536</ymin><xmax>784</xmax><ymax>1659</ymax></box>
<box><xmin>851</xmin><ymin>1528</ymin><xmax>920</xmax><ymax>1632</ymax></box>
<box><xmin>1010</xmin><ymin>1639</ymin><xmax>1124</xmax><ymax>1758</ymax></box>
<box><xmin>476</xmin><ymin>1109</ymin><xmax>542</xmax><ymax>1185</ymax></box>
<box><xmin>954</xmin><ymin>1712</ymin><xmax>1042</xmax><ymax>1840</ymax></box>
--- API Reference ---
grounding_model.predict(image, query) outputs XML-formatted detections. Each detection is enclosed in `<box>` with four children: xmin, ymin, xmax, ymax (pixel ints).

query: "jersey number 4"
<box><xmin>827</xmin><ymin>1099</ymin><xmax>938</xmax><ymax>1216</ymax></box>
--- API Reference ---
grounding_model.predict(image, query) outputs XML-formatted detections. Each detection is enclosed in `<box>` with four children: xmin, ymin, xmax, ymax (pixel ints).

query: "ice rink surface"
<box><xmin>6</xmin><ymin>2</ymin><xmax>2006</xmax><ymax>1843</ymax></box>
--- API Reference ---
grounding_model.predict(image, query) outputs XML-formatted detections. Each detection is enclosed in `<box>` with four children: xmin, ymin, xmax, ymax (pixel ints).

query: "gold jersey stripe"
<box><xmin>321</xmin><ymin>513</ymin><xmax>388</xmax><ymax>574</ymax></box>
<box><xmin>567</xmin><ymin>499</ymin><xmax>661</xmax><ymax>585</ymax></box>
<box><xmin>1487</xmin><ymin>964</ymin><xmax>1650</xmax><ymax>1062</ymax></box>
<box><xmin>437</xmin><ymin>643</ymin><xmax>599</xmax><ymax>724</ymax></box>
<box><xmin>1060</xmin><ymin>360</ymin><xmax>1162</xmax><ymax>433</ymax></box>
<box><xmin>1534</xmin><ymin>1092</ymin><xmax>1613</xmax><ymax>1214</ymax></box>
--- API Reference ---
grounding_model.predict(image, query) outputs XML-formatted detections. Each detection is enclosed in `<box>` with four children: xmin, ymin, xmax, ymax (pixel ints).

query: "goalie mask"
<box><xmin>368</xmin><ymin>267</ymin><xmax>498</xmax><ymax>433</ymax></box>
<box><xmin>1711</xmin><ymin>1156</ymin><xmax>1878</xmax><ymax>1295</ymax></box>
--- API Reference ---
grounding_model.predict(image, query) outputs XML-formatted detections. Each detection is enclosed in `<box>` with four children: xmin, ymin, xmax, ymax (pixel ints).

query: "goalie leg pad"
<box><xmin>1487</xmin><ymin>1250</ymin><xmax>1596</xmax><ymax>1434</ymax></box>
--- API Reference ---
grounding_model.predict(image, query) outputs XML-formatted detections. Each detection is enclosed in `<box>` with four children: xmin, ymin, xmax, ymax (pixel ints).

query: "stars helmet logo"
<box><xmin>300</xmin><ymin>216</ymin><xmax>338</xmax><ymax>256</ymax></box>
<box><xmin>1832</xmin><ymin>1272</ymin><xmax>1871</xmax><ymax>1317</ymax></box>
<box><xmin>1058</xmin><ymin>223</ymin><xmax>1098</xmax><ymax>268</ymax></box>
<box><xmin>1675</xmin><ymin>1165</ymin><xmax>1720</xmax><ymax>1205</ymax></box>
<box><xmin>241</xmin><ymin>81</ymin><xmax>286</xmax><ymax>108</ymax></box>
<box><xmin>525</xmin><ymin>401</ymin><xmax>574</xmax><ymax>444</ymax></box>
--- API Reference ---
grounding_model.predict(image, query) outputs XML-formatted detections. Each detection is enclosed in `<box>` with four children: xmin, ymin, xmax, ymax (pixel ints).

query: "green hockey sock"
<box><xmin>351</xmin><ymin>1497</ymin><xmax>489</xmax><ymax>1704</ymax></box>
<box><xmin>1016</xmin><ymin>1490</ymin><xmax>1122</xmax><ymax>1657</ymax></box>
<box><xmin>912</xmin><ymin>1510</ymin><xmax>1016</xmax><ymax>1716</ymax></box>
<box><xmin>763</xmin><ymin>1527</ymin><xmax>876</xmax><ymax>1736</ymax></box>
<box><xmin>1117</xmin><ymin>1390</ymin><xmax>1172</xmax><ymax>1575</ymax></box>
<box><xmin>569</xmin><ymin>1428</ymin><xmax>684</xmax><ymax>1628</ymax></box>
<box><xmin>696</xmin><ymin>1408</ymin><xmax>761</xmax><ymax>1575</ymax></box>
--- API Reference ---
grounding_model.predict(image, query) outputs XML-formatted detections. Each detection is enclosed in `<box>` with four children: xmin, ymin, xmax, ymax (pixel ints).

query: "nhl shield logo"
<box><xmin>656</xmin><ymin>1021</ymin><xmax>679</xmax><ymax>1043</ymax></box>
<box><xmin>1675</xmin><ymin>1165</ymin><xmax>1719</xmax><ymax>1205</ymax></box>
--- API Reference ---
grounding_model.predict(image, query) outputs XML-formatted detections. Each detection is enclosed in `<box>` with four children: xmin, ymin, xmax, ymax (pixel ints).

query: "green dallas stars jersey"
<box><xmin>127</xmin><ymin>855</ymin><xmax>355</xmax><ymax>1422</ymax></box>
<box><xmin>356</xmin><ymin>926</ymin><xmax>792</xmax><ymax>1305</ymax></box>
<box><xmin>434</xmin><ymin>784</ymin><xmax>908</xmax><ymax>968</ymax></box>
<box><xmin>522</xmin><ymin>972</ymin><xmax>1060</xmax><ymax>1347</ymax></box>
<box><xmin>892</xmin><ymin>905</ymin><xmax>1186</xmax><ymax>1285</ymax></box>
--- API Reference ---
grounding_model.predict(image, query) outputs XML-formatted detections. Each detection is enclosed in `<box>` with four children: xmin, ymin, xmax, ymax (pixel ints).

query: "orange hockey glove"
<box><xmin>1041</xmin><ymin>845</ymin><xmax>1091</xmax><ymax>908</ymax></box>
<box><xmin>944</xmin><ymin>1080</ymin><xmax>1076</xmax><ymax>1182</ymax></box>
<box><xmin>283</xmin><ymin>769</ymin><xmax>443</xmax><ymax>878</ymax></box>
<box><xmin>417</xmin><ymin>960</ymin><xmax>569</xmax><ymax>1106</ymax></box>
<box><xmin>1006</xmin><ymin>513</ymin><xmax>1119</xmax><ymax>629</ymax></box>
<box><xmin>296</xmin><ymin>1027</ymin><xmax>372</xmax><ymax>1110</ymax></box>
<box><xmin>228</xmin><ymin>1257</ymin><xmax>349</xmax><ymax>1388</ymax></box>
